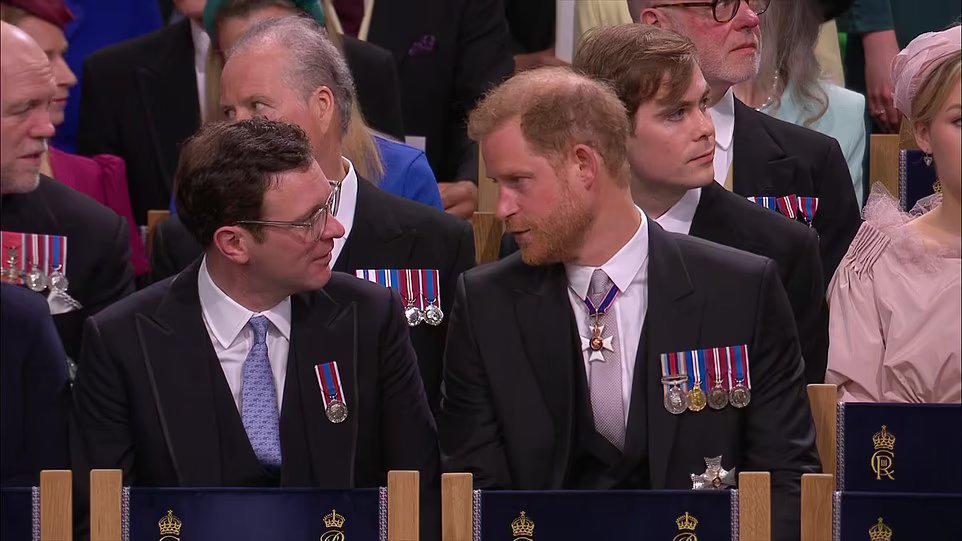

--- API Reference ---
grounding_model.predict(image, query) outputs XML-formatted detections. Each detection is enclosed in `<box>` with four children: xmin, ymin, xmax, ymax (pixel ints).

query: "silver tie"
<box><xmin>586</xmin><ymin>269</ymin><xmax>625</xmax><ymax>451</ymax></box>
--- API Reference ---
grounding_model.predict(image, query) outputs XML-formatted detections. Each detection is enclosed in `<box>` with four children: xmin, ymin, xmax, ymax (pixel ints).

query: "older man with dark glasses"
<box><xmin>630</xmin><ymin>0</ymin><xmax>861</xmax><ymax>290</ymax></box>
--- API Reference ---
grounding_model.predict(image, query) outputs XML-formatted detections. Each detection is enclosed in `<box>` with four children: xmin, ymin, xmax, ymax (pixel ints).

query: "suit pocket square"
<box><xmin>408</xmin><ymin>34</ymin><xmax>438</xmax><ymax>57</ymax></box>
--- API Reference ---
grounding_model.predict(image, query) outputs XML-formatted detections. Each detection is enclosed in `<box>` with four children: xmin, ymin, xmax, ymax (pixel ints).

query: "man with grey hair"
<box><xmin>152</xmin><ymin>15</ymin><xmax>475</xmax><ymax>418</ymax></box>
<box><xmin>0</xmin><ymin>21</ymin><xmax>133</xmax><ymax>359</ymax></box>
<box><xmin>629</xmin><ymin>0</ymin><xmax>861</xmax><ymax>285</ymax></box>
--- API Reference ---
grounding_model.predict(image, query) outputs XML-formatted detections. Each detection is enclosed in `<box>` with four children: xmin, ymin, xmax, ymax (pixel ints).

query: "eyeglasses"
<box><xmin>235</xmin><ymin>189</ymin><xmax>338</xmax><ymax>243</ymax></box>
<box><xmin>651</xmin><ymin>0</ymin><xmax>771</xmax><ymax>23</ymax></box>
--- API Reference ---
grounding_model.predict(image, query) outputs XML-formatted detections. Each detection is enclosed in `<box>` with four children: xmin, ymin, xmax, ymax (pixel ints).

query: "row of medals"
<box><xmin>403</xmin><ymin>296</ymin><xmax>444</xmax><ymax>327</ymax></box>
<box><xmin>662</xmin><ymin>375</ymin><xmax>751</xmax><ymax>415</ymax></box>
<box><xmin>4</xmin><ymin>249</ymin><xmax>70</xmax><ymax>294</ymax></box>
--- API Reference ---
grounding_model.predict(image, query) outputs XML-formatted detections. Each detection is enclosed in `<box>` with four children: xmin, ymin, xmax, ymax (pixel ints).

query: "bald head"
<box><xmin>1</xmin><ymin>21</ymin><xmax>55</xmax><ymax>194</ymax></box>
<box><xmin>468</xmin><ymin>67</ymin><xmax>631</xmax><ymax>182</ymax></box>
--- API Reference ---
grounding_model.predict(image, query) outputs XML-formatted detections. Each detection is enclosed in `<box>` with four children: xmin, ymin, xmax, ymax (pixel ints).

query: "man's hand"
<box><xmin>514</xmin><ymin>48</ymin><xmax>569</xmax><ymax>73</ymax></box>
<box><xmin>439</xmin><ymin>180</ymin><xmax>478</xmax><ymax>220</ymax></box>
<box><xmin>863</xmin><ymin>30</ymin><xmax>902</xmax><ymax>133</ymax></box>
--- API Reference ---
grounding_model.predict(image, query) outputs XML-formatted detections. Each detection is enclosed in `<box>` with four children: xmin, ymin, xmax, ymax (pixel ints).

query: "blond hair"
<box><xmin>468</xmin><ymin>67</ymin><xmax>631</xmax><ymax>184</ymax></box>
<box><xmin>912</xmin><ymin>51</ymin><xmax>962</xmax><ymax>126</ymax></box>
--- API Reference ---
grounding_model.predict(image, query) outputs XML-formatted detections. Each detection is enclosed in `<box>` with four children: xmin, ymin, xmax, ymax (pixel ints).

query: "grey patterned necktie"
<box><xmin>586</xmin><ymin>269</ymin><xmax>626</xmax><ymax>451</ymax></box>
<box><xmin>241</xmin><ymin>315</ymin><xmax>282</xmax><ymax>468</ymax></box>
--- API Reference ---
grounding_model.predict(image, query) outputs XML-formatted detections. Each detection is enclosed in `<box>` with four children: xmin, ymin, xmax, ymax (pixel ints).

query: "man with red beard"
<box><xmin>439</xmin><ymin>67</ymin><xmax>817</xmax><ymax>539</ymax></box>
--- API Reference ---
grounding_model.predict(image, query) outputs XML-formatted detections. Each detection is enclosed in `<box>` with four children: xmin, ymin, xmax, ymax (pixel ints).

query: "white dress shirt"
<box><xmin>198</xmin><ymin>258</ymin><xmax>291</xmax><ymax>413</ymax></box>
<box><xmin>708</xmin><ymin>87</ymin><xmax>736</xmax><ymax>185</ymax></box>
<box><xmin>565</xmin><ymin>208</ymin><xmax>650</xmax><ymax>424</ymax></box>
<box><xmin>190</xmin><ymin>20</ymin><xmax>211</xmax><ymax>122</ymax></box>
<box><xmin>654</xmin><ymin>188</ymin><xmax>702</xmax><ymax>235</ymax></box>
<box><xmin>331</xmin><ymin>157</ymin><xmax>358</xmax><ymax>266</ymax></box>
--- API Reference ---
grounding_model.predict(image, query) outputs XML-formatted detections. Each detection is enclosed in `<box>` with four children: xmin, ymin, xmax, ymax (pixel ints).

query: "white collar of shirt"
<box><xmin>709</xmin><ymin>87</ymin><xmax>735</xmax><ymax>150</ymax></box>
<box><xmin>565</xmin><ymin>208</ymin><xmax>649</xmax><ymax>300</ymax></box>
<box><xmin>331</xmin><ymin>157</ymin><xmax>358</xmax><ymax>266</ymax></box>
<box><xmin>654</xmin><ymin>188</ymin><xmax>702</xmax><ymax>235</ymax></box>
<box><xmin>708</xmin><ymin>88</ymin><xmax>735</xmax><ymax>185</ymax></box>
<box><xmin>190</xmin><ymin>20</ymin><xmax>211</xmax><ymax>121</ymax></box>
<box><xmin>197</xmin><ymin>257</ymin><xmax>291</xmax><ymax>348</ymax></box>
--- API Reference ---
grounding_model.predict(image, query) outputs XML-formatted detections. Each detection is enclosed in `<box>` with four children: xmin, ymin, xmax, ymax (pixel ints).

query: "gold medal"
<box><xmin>688</xmin><ymin>387</ymin><xmax>707</xmax><ymax>412</ymax></box>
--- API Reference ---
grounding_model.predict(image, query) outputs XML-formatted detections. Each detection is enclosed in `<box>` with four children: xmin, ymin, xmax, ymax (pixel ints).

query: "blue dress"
<box><xmin>373</xmin><ymin>136</ymin><xmax>443</xmax><ymax>210</ymax></box>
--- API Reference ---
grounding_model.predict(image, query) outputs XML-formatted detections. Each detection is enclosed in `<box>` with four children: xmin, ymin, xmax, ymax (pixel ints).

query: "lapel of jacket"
<box><xmin>732</xmin><ymin>99</ymin><xmax>798</xmax><ymax>196</ymax></box>
<box><xmin>644</xmin><ymin>222</ymin><xmax>704</xmax><ymax>488</ymax></box>
<box><xmin>135</xmin><ymin>260</ymin><xmax>223</xmax><ymax>486</ymax></box>
<box><xmin>289</xmin><ymin>288</ymin><xmax>359</xmax><ymax>488</ymax></box>
<box><xmin>513</xmin><ymin>263</ymin><xmax>578</xmax><ymax>487</ymax></box>
<box><xmin>335</xmin><ymin>177</ymin><xmax>417</xmax><ymax>273</ymax></box>
<box><xmin>134</xmin><ymin>19</ymin><xmax>200</xmax><ymax>190</ymax></box>
<box><xmin>690</xmin><ymin>182</ymin><xmax>745</xmax><ymax>248</ymax></box>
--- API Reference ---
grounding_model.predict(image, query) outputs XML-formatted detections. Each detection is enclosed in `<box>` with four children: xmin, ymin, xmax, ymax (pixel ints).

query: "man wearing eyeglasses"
<box><xmin>630</xmin><ymin>0</ymin><xmax>861</xmax><ymax>286</ymax></box>
<box><xmin>72</xmin><ymin>118</ymin><xmax>439</xmax><ymax>505</ymax></box>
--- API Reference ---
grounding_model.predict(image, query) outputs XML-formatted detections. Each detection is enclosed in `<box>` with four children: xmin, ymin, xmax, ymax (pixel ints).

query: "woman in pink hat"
<box><xmin>826</xmin><ymin>25</ymin><xmax>961</xmax><ymax>403</ymax></box>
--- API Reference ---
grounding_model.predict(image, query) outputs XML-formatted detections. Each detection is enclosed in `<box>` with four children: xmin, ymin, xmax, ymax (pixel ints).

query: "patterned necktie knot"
<box><xmin>588</xmin><ymin>269</ymin><xmax>614</xmax><ymax>304</ymax></box>
<box><xmin>249</xmin><ymin>315</ymin><xmax>270</xmax><ymax>345</ymax></box>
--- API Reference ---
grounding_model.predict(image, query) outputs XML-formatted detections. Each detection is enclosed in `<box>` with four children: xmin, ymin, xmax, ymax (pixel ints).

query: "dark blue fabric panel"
<box><xmin>0</xmin><ymin>488</ymin><xmax>33</xmax><ymax>540</ymax></box>
<box><xmin>479</xmin><ymin>490</ymin><xmax>733</xmax><ymax>539</ymax></box>
<box><xmin>837</xmin><ymin>492</ymin><xmax>962</xmax><ymax>540</ymax></box>
<box><xmin>839</xmin><ymin>403</ymin><xmax>962</xmax><ymax>493</ymax></box>
<box><xmin>128</xmin><ymin>488</ymin><xmax>381</xmax><ymax>540</ymax></box>
<box><xmin>900</xmin><ymin>149</ymin><xmax>937</xmax><ymax>212</ymax></box>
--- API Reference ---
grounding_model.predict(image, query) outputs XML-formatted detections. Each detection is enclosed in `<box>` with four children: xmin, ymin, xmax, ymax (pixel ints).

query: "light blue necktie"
<box><xmin>241</xmin><ymin>315</ymin><xmax>282</xmax><ymax>468</ymax></box>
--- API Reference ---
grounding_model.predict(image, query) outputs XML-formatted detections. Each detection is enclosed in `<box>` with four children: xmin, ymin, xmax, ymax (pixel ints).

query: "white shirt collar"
<box><xmin>565</xmin><ymin>207</ymin><xmax>649</xmax><ymax>300</ymax></box>
<box><xmin>331</xmin><ymin>157</ymin><xmax>358</xmax><ymax>266</ymax></box>
<box><xmin>654</xmin><ymin>188</ymin><xmax>702</xmax><ymax>235</ymax></box>
<box><xmin>708</xmin><ymin>87</ymin><xmax>735</xmax><ymax>151</ymax></box>
<box><xmin>197</xmin><ymin>257</ymin><xmax>292</xmax><ymax>348</ymax></box>
<box><xmin>190</xmin><ymin>20</ymin><xmax>210</xmax><ymax>74</ymax></box>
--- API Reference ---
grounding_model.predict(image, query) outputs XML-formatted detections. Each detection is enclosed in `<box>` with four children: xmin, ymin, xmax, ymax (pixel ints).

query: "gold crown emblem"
<box><xmin>324</xmin><ymin>509</ymin><xmax>346</xmax><ymax>529</ymax></box>
<box><xmin>873</xmin><ymin>426</ymin><xmax>896</xmax><ymax>451</ymax></box>
<box><xmin>676</xmin><ymin>512</ymin><xmax>698</xmax><ymax>531</ymax></box>
<box><xmin>869</xmin><ymin>517</ymin><xmax>893</xmax><ymax>541</ymax></box>
<box><xmin>158</xmin><ymin>509</ymin><xmax>182</xmax><ymax>536</ymax></box>
<box><xmin>511</xmin><ymin>511</ymin><xmax>535</xmax><ymax>537</ymax></box>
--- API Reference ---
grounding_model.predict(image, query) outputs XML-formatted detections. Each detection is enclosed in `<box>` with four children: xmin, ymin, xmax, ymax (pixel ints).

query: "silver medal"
<box><xmin>48</xmin><ymin>266</ymin><xmax>69</xmax><ymax>292</ymax></box>
<box><xmin>708</xmin><ymin>385</ymin><xmax>729</xmax><ymax>410</ymax></box>
<box><xmin>729</xmin><ymin>383</ymin><xmax>751</xmax><ymax>408</ymax></box>
<box><xmin>664</xmin><ymin>382</ymin><xmax>689</xmax><ymax>415</ymax></box>
<box><xmin>326</xmin><ymin>399</ymin><xmax>348</xmax><ymax>423</ymax></box>
<box><xmin>26</xmin><ymin>265</ymin><xmax>47</xmax><ymax>292</ymax></box>
<box><xmin>424</xmin><ymin>302</ymin><xmax>444</xmax><ymax>326</ymax></box>
<box><xmin>404</xmin><ymin>304</ymin><xmax>424</xmax><ymax>326</ymax></box>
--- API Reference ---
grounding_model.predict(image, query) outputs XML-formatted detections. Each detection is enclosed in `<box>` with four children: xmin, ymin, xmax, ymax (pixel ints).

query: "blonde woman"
<box><xmin>826</xmin><ymin>26</ymin><xmax>961</xmax><ymax>403</ymax></box>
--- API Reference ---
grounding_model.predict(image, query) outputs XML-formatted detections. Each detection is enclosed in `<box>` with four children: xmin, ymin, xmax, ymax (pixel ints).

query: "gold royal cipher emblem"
<box><xmin>158</xmin><ymin>509</ymin><xmax>182</xmax><ymax>541</ymax></box>
<box><xmin>869</xmin><ymin>517</ymin><xmax>893</xmax><ymax>541</ymax></box>
<box><xmin>321</xmin><ymin>509</ymin><xmax>347</xmax><ymax>541</ymax></box>
<box><xmin>673</xmin><ymin>512</ymin><xmax>698</xmax><ymax>541</ymax></box>
<box><xmin>871</xmin><ymin>425</ymin><xmax>896</xmax><ymax>481</ymax></box>
<box><xmin>511</xmin><ymin>511</ymin><xmax>535</xmax><ymax>541</ymax></box>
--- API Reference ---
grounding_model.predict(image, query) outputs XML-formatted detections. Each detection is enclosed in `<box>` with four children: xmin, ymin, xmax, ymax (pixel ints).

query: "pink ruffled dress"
<box><xmin>826</xmin><ymin>188</ymin><xmax>961</xmax><ymax>403</ymax></box>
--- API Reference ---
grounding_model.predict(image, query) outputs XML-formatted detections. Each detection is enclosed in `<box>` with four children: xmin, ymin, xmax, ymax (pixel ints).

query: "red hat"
<box><xmin>2</xmin><ymin>0</ymin><xmax>74</xmax><ymax>31</ymax></box>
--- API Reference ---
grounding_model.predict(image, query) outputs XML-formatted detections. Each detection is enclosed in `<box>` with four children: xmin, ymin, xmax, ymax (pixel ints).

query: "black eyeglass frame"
<box><xmin>650</xmin><ymin>0</ymin><xmax>771</xmax><ymax>23</ymax></box>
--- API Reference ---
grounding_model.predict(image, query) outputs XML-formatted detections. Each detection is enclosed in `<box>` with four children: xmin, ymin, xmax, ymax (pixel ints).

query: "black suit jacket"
<box><xmin>440</xmin><ymin>222</ymin><xmax>819</xmax><ymax>539</ymax></box>
<box><xmin>691</xmin><ymin>182</ymin><xmax>828</xmax><ymax>383</ymax></box>
<box><xmin>72</xmin><ymin>261</ymin><xmax>438</xmax><ymax>489</ymax></box>
<box><xmin>503</xmin><ymin>0</ymin><xmax>555</xmax><ymax>53</ymax></box>
<box><xmin>151</xmin><ymin>177</ymin><xmax>475</xmax><ymax>412</ymax></box>
<box><xmin>732</xmin><ymin>99</ymin><xmax>861</xmax><ymax>283</ymax></box>
<box><xmin>78</xmin><ymin>19</ymin><xmax>405</xmax><ymax>223</ymax></box>
<box><xmin>367</xmin><ymin>0</ymin><xmax>515</xmax><ymax>182</ymax></box>
<box><xmin>0</xmin><ymin>176</ymin><xmax>134</xmax><ymax>359</ymax></box>
<box><xmin>0</xmin><ymin>284</ymin><xmax>70</xmax><ymax>487</ymax></box>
